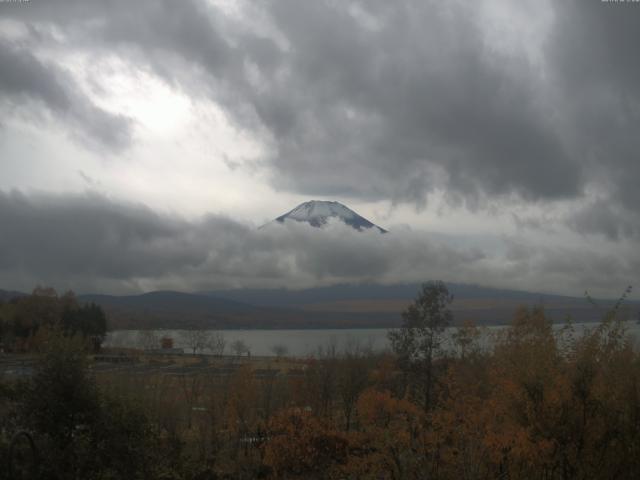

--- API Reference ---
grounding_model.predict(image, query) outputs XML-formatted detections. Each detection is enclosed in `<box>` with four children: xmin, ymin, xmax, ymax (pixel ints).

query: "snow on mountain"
<box><xmin>271</xmin><ymin>200</ymin><xmax>387</xmax><ymax>232</ymax></box>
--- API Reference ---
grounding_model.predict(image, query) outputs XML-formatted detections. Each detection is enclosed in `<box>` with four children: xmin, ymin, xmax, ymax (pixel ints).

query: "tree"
<box><xmin>137</xmin><ymin>329</ymin><xmax>160</xmax><ymax>351</ymax></box>
<box><xmin>226</xmin><ymin>365</ymin><xmax>259</xmax><ymax>459</ymax></box>
<box><xmin>16</xmin><ymin>328</ymin><xmax>164</xmax><ymax>479</ymax></box>
<box><xmin>231</xmin><ymin>339</ymin><xmax>250</xmax><ymax>358</ymax></box>
<box><xmin>4</xmin><ymin>288</ymin><xmax>107</xmax><ymax>352</ymax></box>
<box><xmin>19</xmin><ymin>329</ymin><xmax>99</xmax><ymax>453</ymax></box>
<box><xmin>338</xmin><ymin>347</ymin><xmax>369</xmax><ymax>431</ymax></box>
<box><xmin>11</xmin><ymin>287</ymin><xmax>61</xmax><ymax>346</ymax></box>
<box><xmin>263</xmin><ymin>408</ymin><xmax>347</xmax><ymax>478</ymax></box>
<box><xmin>0</xmin><ymin>301</ymin><xmax>17</xmax><ymax>351</ymax></box>
<box><xmin>180</xmin><ymin>329</ymin><xmax>215</xmax><ymax>355</ymax></box>
<box><xmin>209</xmin><ymin>331</ymin><xmax>226</xmax><ymax>357</ymax></box>
<box><xmin>270</xmin><ymin>344</ymin><xmax>288</xmax><ymax>359</ymax></box>
<box><xmin>180</xmin><ymin>372</ymin><xmax>204</xmax><ymax>429</ymax></box>
<box><xmin>452</xmin><ymin>319</ymin><xmax>482</xmax><ymax>360</ymax></box>
<box><xmin>349</xmin><ymin>388</ymin><xmax>424</xmax><ymax>478</ymax></box>
<box><xmin>300</xmin><ymin>344</ymin><xmax>339</xmax><ymax>419</ymax></box>
<box><xmin>388</xmin><ymin>281</ymin><xmax>453</xmax><ymax>411</ymax></box>
<box><xmin>61</xmin><ymin>301</ymin><xmax>107</xmax><ymax>351</ymax></box>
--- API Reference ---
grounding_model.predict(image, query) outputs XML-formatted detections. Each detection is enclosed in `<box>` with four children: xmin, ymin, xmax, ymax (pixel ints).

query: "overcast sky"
<box><xmin>0</xmin><ymin>0</ymin><xmax>638</xmax><ymax>297</ymax></box>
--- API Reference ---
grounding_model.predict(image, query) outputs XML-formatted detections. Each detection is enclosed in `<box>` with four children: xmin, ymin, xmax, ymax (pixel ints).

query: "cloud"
<box><xmin>569</xmin><ymin>198</ymin><xmax>640</xmax><ymax>241</ymax></box>
<box><xmin>542</xmin><ymin>0</ymin><xmax>640</xmax><ymax>239</ymax></box>
<box><xmin>0</xmin><ymin>38</ymin><xmax>133</xmax><ymax>151</ymax></box>
<box><xmin>0</xmin><ymin>0</ymin><xmax>579</xmax><ymax>202</ymax></box>
<box><xmin>0</xmin><ymin>190</ymin><xmax>202</xmax><ymax>280</ymax></box>
<box><xmin>1</xmin><ymin>0</ymin><xmax>639</xmax><ymax>241</ymax></box>
<box><xmin>261</xmin><ymin>1</ymin><xmax>579</xmax><ymax>202</ymax></box>
<box><xmin>0</xmin><ymin>190</ymin><xmax>636</xmax><ymax>297</ymax></box>
<box><xmin>502</xmin><ymin>236</ymin><xmax>638</xmax><ymax>296</ymax></box>
<box><xmin>0</xmin><ymin>190</ymin><xmax>484</xmax><ymax>292</ymax></box>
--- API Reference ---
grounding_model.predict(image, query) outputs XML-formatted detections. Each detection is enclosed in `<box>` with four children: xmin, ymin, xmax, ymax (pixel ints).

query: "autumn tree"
<box><xmin>11</xmin><ymin>287</ymin><xmax>61</xmax><ymax>347</ymax></box>
<box><xmin>4</xmin><ymin>288</ymin><xmax>107</xmax><ymax>351</ymax></box>
<box><xmin>227</xmin><ymin>366</ymin><xmax>259</xmax><ymax>452</ymax></box>
<box><xmin>337</xmin><ymin>346</ymin><xmax>370</xmax><ymax>431</ymax></box>
<box><xmin>346</xmin><ymin>388</ymin><xmax>425</xmax><ymax>479</ymax></box>
<box><xmin>263</xmin><ymin>408</ymin><xmax>347</xmax><ymax>479</ymax></box>
<box><xmin>388</xmin><ymin>281</ymin><xmax>453</xmax><ymax>411</ymax></box>
<box><xmin>180</xmin><ymin>372</ymin><xmax>205</xmax><ymax>429</ymax></box>
<box><xmin>452</xmin><ymin>319</ymin><xmax>482</xmax><ymax>360</ymax></box>
<box><xmin>299</xmin><ymin>345</ymin><xmax>339</xmax><ymax>419</ymax></box>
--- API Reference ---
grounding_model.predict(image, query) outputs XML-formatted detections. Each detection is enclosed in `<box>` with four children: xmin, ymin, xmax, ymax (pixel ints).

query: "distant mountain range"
<box><xmin>267</xmin><ymin>200</ymin><xmax>387</xmax><ymax>232</ymax></box>
<box><xmin>204</xmin><ymin>283</ymin><xmax>638</xmax><ymax>327</ymax></box>
<box><xmin>2</xmin><ymin>283</ymin><xmax>636</xmax><ymax>330</ymax></box>
<box><xmin>0</xmin><ymin>289</ymin><xmax>26</xmax><ymax>302</ymax></box>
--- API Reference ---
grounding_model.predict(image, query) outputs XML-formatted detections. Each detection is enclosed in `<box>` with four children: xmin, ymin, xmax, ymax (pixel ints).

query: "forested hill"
<box><xmin>2</xmin><ymin>284</ymin><xmax>637</xmax><ymax>330</ymax></box>
<box><xmin>203</xmin><ymin>283</ymin><xmax>586</xmax><ymax>307</ymax></box>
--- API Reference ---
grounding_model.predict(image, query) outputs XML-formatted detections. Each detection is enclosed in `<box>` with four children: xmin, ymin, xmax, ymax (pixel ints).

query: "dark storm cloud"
<box><xmin>0</xmin><ymin>190</ymin><xmax>636</xmax><ymax>297</ymax></box>
<box><xmin>0</xmin><ymin>190</ymin><xmax>490</xmax><ymax>293</ymax></box>
<box><xmin>502</xmin><ymin>237</ymin><xmax>638</xmax><ymax>296</ymax></box>
<box><xmin>0</xmin><ymin>190</ymin><xmax>204</xmax><ymax>278</ymax></box>
<box><xmin>545</xmin><ymin>0</ymin><xmax>640</xmax><ymax>238</ymax></box>
<box><xmin>0</xmin><ymin>0</ymin><xmax>577</xmax><ymax>201</ymax></box>
<box><xmin>2</xmin><ymin>0</ymin><xmax>639</xmax><ymax>238</ymax></box>
<box><xmin>570</xmin><ymin>199</ymin><xmax>640</xmax><ymax>241</ymax></box>
<box><xmin>217</xmin><ymin>0</ymin><xmax>578</xmax><ymax>204</ymax></box>
<box><xmin>0</xmin><ymin>191</ymin><xmax>640</xmax><ymax>295</ymax></box>
<box><xmin>0</xmin><ymin>38</ymin><xmax>132</xmax><ymax>151</ymax></box>
<box><xmin>1</xmin><ymin>0</ymin><xmax>238</xmax><ymax>98</ymax></box>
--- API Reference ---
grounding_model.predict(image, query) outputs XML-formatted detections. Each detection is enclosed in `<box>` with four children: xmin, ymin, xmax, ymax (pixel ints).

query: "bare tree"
<box><xmin>338</xmin><ymin>348</ymin><xmax>369</xmax><ymax>430</ymax></box>
<box><xmin>270</xmin><ymin>344</ymin><xmax>288</xmax><ymax>359</ymax></box>
<box><xmin>388</xmin><ymin>281</ymin><xmax>453</xmax><ymax>412</ymax></box>
<box><xmin>180</xmin><ymin>372</ymin><xmax>204</xmax><ymax>429</ymax></box>
<box><xmin>209</xmin><ymin>332</ymin><xmax>226</xmax><ymax>357</ymax></box>
<box><xmin>180</xmin><ymin>330</ymin><xmax>214</xmax><ymax>355</ymax></box>
<box><xmin>137</xmin><ymin>330</ymin><xmax>159</xmax><ymax>351</ymax></box>
<box><xmin>305</xmin><ymin>342</ymin><xmax>339</xmax><ymax>419</ymax></box>
<box><xmin>231</xmin><ymin>339</ymin><xmax>249</xmax><ymax>358</ymax></box>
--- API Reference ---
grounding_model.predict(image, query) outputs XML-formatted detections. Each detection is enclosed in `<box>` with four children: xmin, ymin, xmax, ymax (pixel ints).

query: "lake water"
<box><xmin>105</xmin><ymin>321</ymin><xmax>640</xmax><ymax>357</ymax></box>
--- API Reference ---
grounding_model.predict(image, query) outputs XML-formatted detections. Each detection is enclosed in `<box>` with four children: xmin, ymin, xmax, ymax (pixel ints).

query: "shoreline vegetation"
<box><xmin>1</xmin><ymin>283</ymin><xmax>640</xmax><ymax>479</ymax></box>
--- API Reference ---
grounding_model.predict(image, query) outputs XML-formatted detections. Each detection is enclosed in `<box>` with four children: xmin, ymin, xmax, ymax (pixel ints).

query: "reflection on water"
<box><xmin>105</xmin><ymin>321</ymin><xmax>640</xmax><ymax>357</ymax></box>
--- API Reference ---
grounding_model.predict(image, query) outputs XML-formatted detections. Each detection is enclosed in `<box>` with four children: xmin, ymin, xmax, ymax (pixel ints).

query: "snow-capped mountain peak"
<box><xmin>272</xmin><ymin>200</ymin><xmax>387</xmax><ymax>232</ymax></box>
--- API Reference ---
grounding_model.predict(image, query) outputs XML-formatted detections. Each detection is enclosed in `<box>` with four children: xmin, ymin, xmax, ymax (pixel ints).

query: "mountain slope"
<box><xmin>78</xmin><ymin>291</ymin><xmax>259</xmax><ymax>329</ymax></box>
<box><xmin>0</xmin><ymin>289</ymin><xmax>27</xmax><ymax>302</ymax></box>
<box><xmin>78</xmin><ymin>290</ymin><xmax>398</xmax><ymax>330</ymax></box>
<box><xmin>205</xmin><ymin>283</ymin><xmax>639</xmax><ymax>325</ymax></box>
<box><xmin>5</xmin><ymin>285</ymin><xmax>637</xmax><ymax>330</ymax></box>
<box><xmin>272</xmin><ymin>200</ymin><xmax>387</xmax><ymax>232</ymax></box>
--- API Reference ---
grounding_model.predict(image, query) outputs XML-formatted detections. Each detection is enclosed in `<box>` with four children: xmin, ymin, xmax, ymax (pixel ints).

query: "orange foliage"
<box><xmin>262</xmin><ymin>408</ymin><xmax>347</xmax><ymax>479</ymax></box>
<box><xmin>227</xmin><ymin>365</ymin><xmax>259</xmax><ymax>435</ymax></box>
<box><xmin>339</xmin><ymin>388</ymin><xmax>424</xmax><ymax>479</ymax></box>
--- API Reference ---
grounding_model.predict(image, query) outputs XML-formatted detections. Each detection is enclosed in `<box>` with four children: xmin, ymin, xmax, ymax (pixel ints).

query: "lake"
<box><xmin>105</xmin><ymin>321</ymin><xmax>640</xmax><ymax>357</ymax></box>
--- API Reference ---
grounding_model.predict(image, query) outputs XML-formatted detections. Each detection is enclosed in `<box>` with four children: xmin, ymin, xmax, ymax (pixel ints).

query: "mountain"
<box><xmin>79</xmin><ymin>291</ymin><xmax>255</xmax><ymax>315</ymax></box>
<box><xmin>206</xmin><ymin>283</ymin><xmax>565</xmax><ymax>307</ymax></box>
<box><xmin>205</xmin><ymin>283</ymin><xmax>640</xmax><ymax>326</ymax></box>
<box><xmin>77</xmin><ymin>290</ymin><xmax>396</xmax><ymax>330</ymax></box>
<box><xmin>271</xmin><ymin>200</ymin><xmax>387</xmax><ymax>232</ymax></box>
<box><xmin>77</xmin><ymin>291</ymin><xmax>260</xmax><ymax>329</ymax></box>
<box><xmin>4</xmin><ymin>285</ymin><xmax>638</xmax><ymax>330</ymax></box>
<box><xmin>0</xmin><ymin>289</ymin><xmax>27</xmax><ymax>302</ymax></box>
